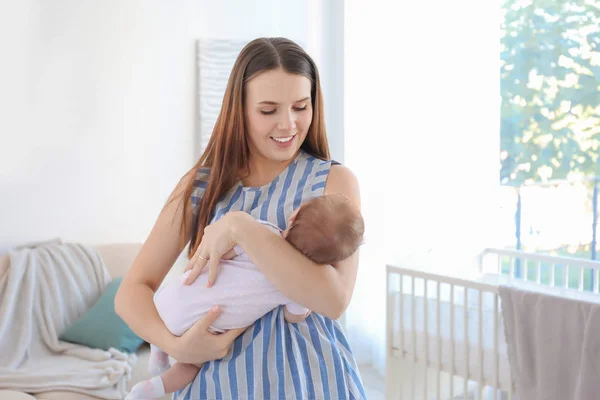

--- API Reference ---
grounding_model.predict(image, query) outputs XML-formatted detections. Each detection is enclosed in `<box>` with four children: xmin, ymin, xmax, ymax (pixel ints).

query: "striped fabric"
<box><xmin>176</xmin><ymin>150</ymin><xmax>365</xmax><ymax>400</ymax></box>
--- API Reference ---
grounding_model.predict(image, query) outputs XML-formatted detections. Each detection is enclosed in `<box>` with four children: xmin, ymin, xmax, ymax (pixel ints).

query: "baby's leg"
<box><xmin>126</xmin><ymin>363</ymin><xmax>200</xmax><ymax>399</ymax></box>
<box><xmin>161</xmin><ymin>362</ymin><xmax>202</xmax><ymax>393</ymax></box>
<box><xmin>148</xmin><ymin>344</ymin><xmax>170</xmax><ymax>376</ymax></box>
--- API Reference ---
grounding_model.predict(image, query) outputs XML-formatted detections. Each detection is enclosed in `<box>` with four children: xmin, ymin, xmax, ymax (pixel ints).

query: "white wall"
<box><xmin>0</xmin><ymin>0</ymin><xmax>343</xmax><ymax>249</ymax></box>
<box><xmin>344</xmin><ymin>0</ymin><xmax>500</xmax><ymax>372</ymax></box>
<box><xmin>309</xmin><ymin>0</ymin><xmax>345</xmax><ymax>164</ymax></box>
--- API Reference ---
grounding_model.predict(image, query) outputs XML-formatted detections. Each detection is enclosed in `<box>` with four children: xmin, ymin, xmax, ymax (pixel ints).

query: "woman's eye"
<box><xmin>260</xmin><ymin>105</ymin><xmax>307</xmax><ymax>115</ymax></box>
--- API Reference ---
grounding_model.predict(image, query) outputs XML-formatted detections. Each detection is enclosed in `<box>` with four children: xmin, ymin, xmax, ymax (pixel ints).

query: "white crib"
<box><xmin>385</xmin><ymin>248</ymin><xmax>600</xmax><ymax>400</ymax></box>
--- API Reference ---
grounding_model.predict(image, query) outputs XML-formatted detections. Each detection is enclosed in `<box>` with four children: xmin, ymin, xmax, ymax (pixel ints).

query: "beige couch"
<box><xmin>0</xmin><ymin>243</ymin><xmax>177</xmax><ymax>400</ymax></box>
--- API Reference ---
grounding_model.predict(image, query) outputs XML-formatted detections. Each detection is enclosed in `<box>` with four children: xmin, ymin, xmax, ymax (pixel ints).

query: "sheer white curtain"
<box><xmin>344</xmin><ymin>0</ymin><xmax>501</xmax><ymax>374</ymax></box>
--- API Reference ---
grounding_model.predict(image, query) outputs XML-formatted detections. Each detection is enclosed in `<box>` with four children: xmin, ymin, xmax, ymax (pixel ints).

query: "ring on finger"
<box><xmin>198</xmin><ymin>255</ymin><xmax>209</xmax><ymax>261</ymax></box>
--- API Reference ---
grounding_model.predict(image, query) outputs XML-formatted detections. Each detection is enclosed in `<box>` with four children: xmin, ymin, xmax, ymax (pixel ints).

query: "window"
<box><xmin>499</xmin><ymin>0</ymin><xmax>600</xmax><ymax>260</ymax></box>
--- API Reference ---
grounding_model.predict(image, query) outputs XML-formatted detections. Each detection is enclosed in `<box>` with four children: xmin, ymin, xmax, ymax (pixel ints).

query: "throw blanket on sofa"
<box><xmin>0</xmin><ymin>241</ymin><xmax>136</xmax><ymax>399</ymax></box>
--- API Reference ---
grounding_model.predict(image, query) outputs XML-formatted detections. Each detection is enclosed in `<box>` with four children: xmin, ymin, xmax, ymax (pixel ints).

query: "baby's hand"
<box><xmin>221</xmin><ymin>248</ymin><xmax>237</xmax><ymax>260</ymax></box>
<box><xmin>283</xmin><ymin>306</ymin><xmax>311</xmax><ymax>324</ymax></box>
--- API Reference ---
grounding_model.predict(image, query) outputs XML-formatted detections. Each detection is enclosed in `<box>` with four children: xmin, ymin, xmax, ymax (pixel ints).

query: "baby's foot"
<box><xmin>148</xmin><ymin>345</ymin><xmax>170</xmax><ymax>376</ymax></box>
<box><xmin>126</xmin><ymin>376</ymin><xmax>165</xmax><ymax>399</ymax></box>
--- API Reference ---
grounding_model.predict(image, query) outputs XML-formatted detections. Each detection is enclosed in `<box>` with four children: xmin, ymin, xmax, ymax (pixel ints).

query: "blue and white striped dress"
<box><xmin>175</xmin><ymin>149</ymin><xmax>366</xmax><ymax>400</ymax></box>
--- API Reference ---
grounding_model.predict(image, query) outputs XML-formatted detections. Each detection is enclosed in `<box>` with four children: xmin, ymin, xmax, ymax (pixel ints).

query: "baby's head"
<box><xmin>284</xmin><ymin>194</ymin><xmax>364</xmax><ymax>265</ymax></box>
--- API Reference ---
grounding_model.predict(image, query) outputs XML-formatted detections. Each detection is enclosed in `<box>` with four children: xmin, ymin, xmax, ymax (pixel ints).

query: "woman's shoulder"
<box><xmin>327</xmin><ymin>162</ymin><xmax>354</xmax><ymax>177</ymax></box>
<box><xmin>184</xmin><ymin>166</ymin><xmax>211</xmax><ymax>213</ymax></box>
<box><xmin>194</xmin><ymin>166</ymin><xmax>211</xmax><ymax>182</ymax></box>
<box><xmin>324</xmin><ymin>164</ymin><xmax>360</xmax><ymax>207</ymax></box>
<box><xmin>177</xmin><ymin>165</ymin><xmax>211</xmax><ymax>188</ymax></box>
<box><xmin>326</xmin><ymin>163</ymin><xmax>358</xmax><ymax>188</ymax></box>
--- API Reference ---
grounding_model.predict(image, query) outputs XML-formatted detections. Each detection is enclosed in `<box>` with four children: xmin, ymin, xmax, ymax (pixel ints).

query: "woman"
<box><xmin>115</xmin><ymin>37</ymin><xmax>365</xmax><ymax>399</ymax></box>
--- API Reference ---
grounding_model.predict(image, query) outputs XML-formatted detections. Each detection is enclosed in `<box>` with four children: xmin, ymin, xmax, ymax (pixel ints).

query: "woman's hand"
<box><xmin>183</xmin><ymin>249</ymin><xmax>236</xmax><ymax>274</ymax></box>
<box><xmin>170</xmin><ymin>305</ymin><xmax>246</xmax><ymax>364</ymax></box>
<box><xmin>184</xmin><ymin>211</ymin><xmax>255</xmax><ymax>286</ymax></box>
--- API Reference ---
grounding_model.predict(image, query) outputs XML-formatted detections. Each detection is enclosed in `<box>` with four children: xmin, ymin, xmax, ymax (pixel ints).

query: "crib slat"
<box><xmin>464</xmin><ymin>288</ymin><xmax>469</xmax><ymax>399</ymax></box>
<box><xmin>536</xmin><ymin>260</ymin><xmax>542</xmax><ymax>284</ymax></box>
<box><xmin>424</xmin><ymin>279</ymin><xmax>428</xmax><ymax>398</ymax></box>
<box><xmin>579</xmin><ymin>266</ymin><xmax>584</xmax><ymax>291</ymax></box>
<box><xmin>411</xmin><ymin>276</ymin><xmax>416</xmax><ymax>400</ymax></box>
<box><xmin>450</xmin><ymin>284</ymin><xmax>455</xmax><ymax>398</ymax></box>
<box><xmin>596</xmin><ymin>269</ymin><xmax>600</xmax><ymax>294</ymax></box>
<box><xmin>399</xmin><ymin>274</ymin><xmax>405</xmax><ymax>400</ymax></box>
<box><xmin>565</xmin><ymin>265</ymin><xmax>570</xmax><ymax>288</ymax></box>
<box><xmin>411</xmin><ymin>276</ymin><xmax>416</xmax><ymax>359</ymax></box>
<box><xmin>437</xmin><ymin>282</ymin><xmax>441</xmax><ymax>400</ymax></box>
<box><xmin>510</xmin><ymin>257</ymin><xmax>516</xmax><ymax>278</ymax></box>
<box><xmin>399</xmin><ymin>274</ymin><xmax>404</xmax><ymax>360</ymax></box>
<box><xmin>494</xmin><ymin>293</ymin><xmax>499</xmax><ymax>400</ymax></box>
<box><xmin>479</xmin><ymin>290</ymin><xmax>484</xmax><ymax>399</ymax></box>
<box><xmin>386</xmin><ymin>270</ymin><xmax>393</xmax><ymax>398</ymax></box>
<box><xmin>550</xmin><ymin>263</ymin><xmax>556</xmax><ymax>287</ymax></box>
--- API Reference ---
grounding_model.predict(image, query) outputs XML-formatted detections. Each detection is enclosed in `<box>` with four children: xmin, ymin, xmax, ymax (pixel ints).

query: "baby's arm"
<box><xmin>283</xmin><ymin>303</ymin><xmax>310</xmax><ymax>324</ymax></box>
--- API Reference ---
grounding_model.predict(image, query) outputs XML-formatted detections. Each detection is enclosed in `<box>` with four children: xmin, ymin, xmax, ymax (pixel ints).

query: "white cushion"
<box><xmin>93</xmin><ymin>243</ymin><xmax>142</xmax><ymax>279</ymax></box>
<box><xmin>34</xmin><ymin>391</ymin><xmax>101</xmax><ymax>400</ymax></box>
<box><xmin>0</xmin><ymin>391</ymin><xmax>36</xmax><ymax>400</ymax></box>
<box><xmin>0</xmin><ymin>242</ymin><xmax>142</xmax><ymax>281</ymax></box>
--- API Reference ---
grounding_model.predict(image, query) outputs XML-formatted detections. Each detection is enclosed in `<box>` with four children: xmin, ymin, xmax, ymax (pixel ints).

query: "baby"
<box><xmin>126</xmin><ymin>193</ymin><xmax>364</xmax><ymax>399</ymax></box>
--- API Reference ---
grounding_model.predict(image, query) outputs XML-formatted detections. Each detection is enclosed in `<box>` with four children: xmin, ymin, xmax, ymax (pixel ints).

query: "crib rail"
<box><xmin>480</xmin><ymin>247</ymin><xmax>600</xmax><ymax>292</ymax></box>
<box><xmin>386</xmin><ymin>249</ymin><xmax>600</xmax><ymax>399</ymax></box>
<box><xmin>386</xmin><ymin>265</ymin><xmax>506</xmax><ymax>400</ymax></box>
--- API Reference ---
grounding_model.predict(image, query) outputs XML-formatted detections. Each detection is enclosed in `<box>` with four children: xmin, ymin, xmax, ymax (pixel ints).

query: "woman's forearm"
<box><xmin>115</xmin><ymin>282</ymin><xmax>176</xmax><ymax>354</ymax></box>
<box><xmin>232</xmin><ymin>213</ymin><xmax>350</xmax><ymax>319</ymax></box>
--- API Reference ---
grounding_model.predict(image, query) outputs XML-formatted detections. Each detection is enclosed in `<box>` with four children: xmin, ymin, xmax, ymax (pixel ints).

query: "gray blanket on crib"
<box><xmin>499</xmin><ymin>282</ymin><xmax>600</xmax><ymax>399</ymax></box>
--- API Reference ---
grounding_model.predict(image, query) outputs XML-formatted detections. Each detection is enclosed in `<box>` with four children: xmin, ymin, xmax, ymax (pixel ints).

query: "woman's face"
<box><xmin>244</xmin><ymin>68</ymin><xmax>313</xmax><ymax>163</ymax></box>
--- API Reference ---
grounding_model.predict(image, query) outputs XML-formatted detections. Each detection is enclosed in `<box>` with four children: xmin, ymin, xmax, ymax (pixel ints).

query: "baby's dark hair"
<box><xmin>286</xmin><ymin>194</ymin><xmax>364</xmax><ymax>264</ymax></box>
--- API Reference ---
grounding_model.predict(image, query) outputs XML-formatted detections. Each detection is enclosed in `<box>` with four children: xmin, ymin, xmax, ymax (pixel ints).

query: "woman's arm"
<box><xmin>232</xmin><ymin>165</ymin><xmax>361</xmax><ymax>319</ymax></box>
<box><xmin>114</xmin><ymin>170</ymin><xmax>242</xmax><ymax>363</ymax></box>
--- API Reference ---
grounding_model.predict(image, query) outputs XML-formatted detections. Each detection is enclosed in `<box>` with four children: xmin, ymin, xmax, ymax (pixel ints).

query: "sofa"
<box><xmin>0</xmin><ymin>243</ymin><xmax>180</xmax><ymax>400</ymax></box>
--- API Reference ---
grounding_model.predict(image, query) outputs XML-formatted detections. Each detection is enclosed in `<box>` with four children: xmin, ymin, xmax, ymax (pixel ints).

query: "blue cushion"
<box><xmin>59</xmin><ymin>277</ymin><xmax>144</xmax><ymax>353</ymax></box>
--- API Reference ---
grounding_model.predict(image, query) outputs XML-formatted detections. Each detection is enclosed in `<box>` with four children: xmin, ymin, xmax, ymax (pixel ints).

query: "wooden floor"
<box><xmin>360</xmin><ymin>364</ymin><xmax>385</xmax><ymax>399</ymax></box>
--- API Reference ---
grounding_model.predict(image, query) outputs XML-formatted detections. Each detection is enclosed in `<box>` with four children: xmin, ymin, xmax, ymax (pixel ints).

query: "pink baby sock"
<box><xmin>148</xmin><ymin>344</ymin><xmax>170</xmax><ymax>376</ymax></box>
<box><xmin>126</xmin><ymin>376</ymin><xmax>165</xmax><ymax>399</ymax></box>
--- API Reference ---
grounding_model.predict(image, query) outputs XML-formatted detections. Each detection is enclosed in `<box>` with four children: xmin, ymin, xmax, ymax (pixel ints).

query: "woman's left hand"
<box><xmin>184</xmin><ymin>211</ymin><xmax>252</xmax><ymax>286</ymax></box>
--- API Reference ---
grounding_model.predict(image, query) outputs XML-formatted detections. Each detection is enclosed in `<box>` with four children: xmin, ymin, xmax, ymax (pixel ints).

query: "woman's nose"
<box><xmin>277</xmin><ymin>110</ymin><xmax>296</xmax><ymax>131</ymax></box>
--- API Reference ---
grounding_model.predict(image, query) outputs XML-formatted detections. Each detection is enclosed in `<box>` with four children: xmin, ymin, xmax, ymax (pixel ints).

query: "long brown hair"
<box><xmin>181</xmin><ymin>37</ymin><xmax>331</xmax><ymax>258</ymax></box>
